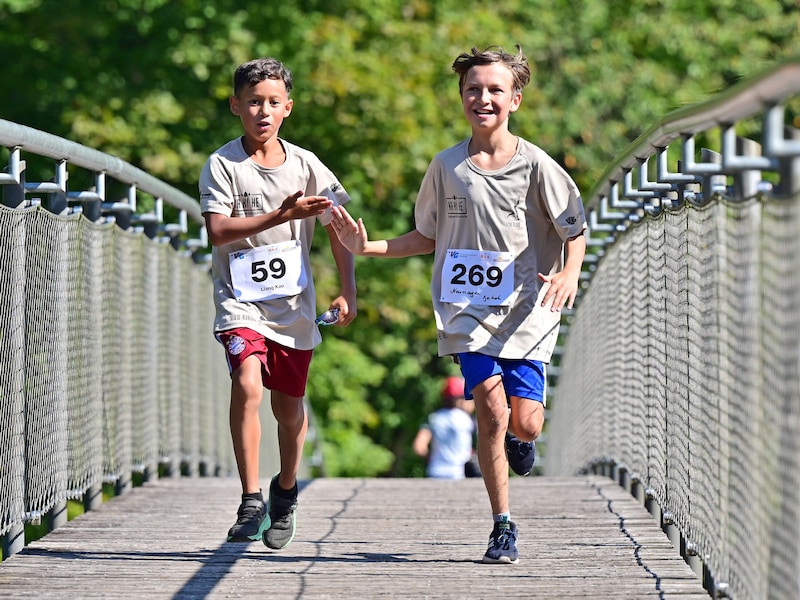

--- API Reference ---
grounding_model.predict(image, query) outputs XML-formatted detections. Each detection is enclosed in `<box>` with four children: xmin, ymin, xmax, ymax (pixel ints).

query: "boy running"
<box><xmin>200</xmin><ymin>57</ymin><xmax>356</xmax><ymax>549</ymax></box>
<box><xmin>331</xmin><ymin>45</ymin><xmax>587</xmax><ymax>564</ymax></box>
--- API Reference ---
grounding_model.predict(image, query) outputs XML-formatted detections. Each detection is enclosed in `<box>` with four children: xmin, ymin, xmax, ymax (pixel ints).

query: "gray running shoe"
<box><xmin>263</xmin><ymin>475</ymin><xmax>298</xmax><ymax>550</ymax></box>
<box><xmin>227</xmin><ymin>495</ymin><xmax>269</xmax><ymax>542</ymax></box>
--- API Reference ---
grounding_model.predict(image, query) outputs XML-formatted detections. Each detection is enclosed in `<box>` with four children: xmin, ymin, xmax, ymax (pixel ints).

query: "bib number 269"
<box><xmin>450</xmin><ymin>263</ymin><xmax>503</xmax><ymax>288</ymax></box>
<box><xmin>440</xmin><ymin>249</ymin><xmax>515</xmax><ymax>306</ymax></box>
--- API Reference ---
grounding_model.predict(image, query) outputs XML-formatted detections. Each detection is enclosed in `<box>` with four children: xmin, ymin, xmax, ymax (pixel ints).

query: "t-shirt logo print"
<box><xmin>446</xmin><ymin>195</ymin><xmax>467</xmax><ymax>217</ymax></box>
<box><xmin>233</xmin><ymin>192</ymin><xmax>263</xmax><ymax>215</ymax></box>
<box><xmin>504</xmin><ymin>198</ymin><xmax>521</xmax><ymax>227</ymax></box>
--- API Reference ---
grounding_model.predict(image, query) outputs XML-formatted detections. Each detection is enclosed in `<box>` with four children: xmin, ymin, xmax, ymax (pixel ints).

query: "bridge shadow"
<box><xmin>14</xmin><ymin>480</ymin><xmax>481</xmax><ymax>600</ymax></box>
<box><xmin>17</xmin><ymin>544</ymin><xmax>480</xmax><ymax>600</ymax></box>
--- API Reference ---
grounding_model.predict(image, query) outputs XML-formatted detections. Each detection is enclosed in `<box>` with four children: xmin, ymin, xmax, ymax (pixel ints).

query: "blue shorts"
<box><xmin>456</xmin><ymin>353</ymin><xmax>546</xmax><ymax>404</ymax></box>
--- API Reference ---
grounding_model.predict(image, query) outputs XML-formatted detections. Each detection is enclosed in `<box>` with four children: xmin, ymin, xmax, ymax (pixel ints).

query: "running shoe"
<box><xmin>227</xmin><ymin>495</ymin><xmax>269</xmax><ymax>542</ymax></box>
<box><xmin>263</xmin><ymin>475</ymin><xmax>298</xmax><ymax>550</ymax></box>
<box><xmin>505</xmin><ymin>432</ymin><xmax>535</xmax><ymax>476</ymax></box>
<box><xmin>482</xmin><ymin>520</ymin><xmax>519</xmax><ymax>564</ymax></box>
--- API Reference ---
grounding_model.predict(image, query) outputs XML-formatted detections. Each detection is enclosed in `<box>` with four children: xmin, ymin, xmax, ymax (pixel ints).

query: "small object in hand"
<box><xmin>315</xmin><ymin>308</ymin><xmax>339</xmax><ymax>326</ymax></box>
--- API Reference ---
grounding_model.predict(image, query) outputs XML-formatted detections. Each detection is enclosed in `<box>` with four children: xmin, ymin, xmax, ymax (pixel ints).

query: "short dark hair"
<box><xmin>452</xmin><ymin>45</ymin><xmax>531</xmax><ymax>95</ymax></box>
<box><xmin>233</xmin><ymin>57</ymin><xmax>293</xmax><ymax>97</ymax></box>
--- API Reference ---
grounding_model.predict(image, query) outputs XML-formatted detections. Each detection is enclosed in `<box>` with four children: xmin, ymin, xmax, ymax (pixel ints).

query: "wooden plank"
<box><xmin>0</xmin><ymin>476</ymin><xmax>710</xmax><ymax>599</ymax></box>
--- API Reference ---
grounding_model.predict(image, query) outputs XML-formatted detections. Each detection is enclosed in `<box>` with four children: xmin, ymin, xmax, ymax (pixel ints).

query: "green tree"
<box><xmin>2</xmin><ymin>0</ymin><xmax>798</xmax><ymax>475</ymax></box>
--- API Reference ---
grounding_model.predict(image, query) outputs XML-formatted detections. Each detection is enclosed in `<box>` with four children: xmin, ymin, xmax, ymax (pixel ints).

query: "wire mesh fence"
<box><xmin>0</xmin><ymin>206</ymin><xmax>235</xmax><ymax>555</ymax></box>
<box><xmin>546</xmin><ymin>57</ymin><xmax>800</xmax><ymax>599</ymax></box>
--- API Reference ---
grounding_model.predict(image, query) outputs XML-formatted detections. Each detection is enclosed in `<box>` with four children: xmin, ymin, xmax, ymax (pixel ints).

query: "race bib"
<box><xmin>440</xmin><ymin>249</ymin><xmax>515</xmax><ymax>306</ymax></box>
<box><xmin>229</xmin><ymin>240</ymin><xmax>307</xmax><ymax>302</ymax></box>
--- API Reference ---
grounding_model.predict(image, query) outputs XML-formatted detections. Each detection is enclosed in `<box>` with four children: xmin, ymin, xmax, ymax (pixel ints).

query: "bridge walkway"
<box><xmin>0</xmin><ymin>476</ymin><xmax>709</xmax><ymax>599</ymax></box>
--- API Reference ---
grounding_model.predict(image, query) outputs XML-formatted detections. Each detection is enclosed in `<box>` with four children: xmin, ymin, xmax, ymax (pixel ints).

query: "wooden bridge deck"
<box><xmin>0</xmin><ymin>476</ymin><xmax>709</xmax><ymax>599</ymax></box>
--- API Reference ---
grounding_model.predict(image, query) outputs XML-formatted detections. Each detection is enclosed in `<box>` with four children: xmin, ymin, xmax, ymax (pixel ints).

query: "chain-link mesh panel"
<box><xmin>547</xmin><ymin>191</ymin><xmax>800</xmax><ymax>600</ymax></box>
<box><xmin>760</xmin><ymin>200</ymin><xmax>800</xmax><ymax>599</ymax></box>
<box><xmin>64</xmin><ymin>218</ymin><xmax>108</xmax><ymax>497</ymax></box>
<box><xmin>0</xmin><ymin>208</ymin><xmax>27</xmax><ymax>536</ymax></box>
<box><xmin>156</xmin><ymin>246</ymin><xmax>181</xmax><ymax>475</ymax></box>
<box><xmin>683</xmin><ymin>203</ymin><xmax>725</xmax><ymax>576</ymax></box>
<box><xmin>24</xmin><ymin>209</ymin><xmax>72</xmax><ymax>518</ymax></box>
<box><xmin>129</xmin><ymin>234</ymin><xmax>159</xmax><ymax>476</ymax></box>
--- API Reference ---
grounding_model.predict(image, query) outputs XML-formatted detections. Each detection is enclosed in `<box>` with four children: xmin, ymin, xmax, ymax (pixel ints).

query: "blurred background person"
<box><xmin>413</xmin><ymin>376</ymin><xmax>479</xmax><ymax>479</ymax></box>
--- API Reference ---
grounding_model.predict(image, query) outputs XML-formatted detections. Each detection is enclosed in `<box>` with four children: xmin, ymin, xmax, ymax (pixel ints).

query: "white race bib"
<box><xmin>440</xmin><ymin>249</ymin><xmax>515</xmax><ymax>306</ymax></box>
<box><xmin>229</xmin><ymin>240</ymin><xmax>307</xmax><ymax>302</ymax></box>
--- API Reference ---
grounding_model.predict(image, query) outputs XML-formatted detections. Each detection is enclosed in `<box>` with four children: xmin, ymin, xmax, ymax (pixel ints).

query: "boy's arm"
<box><xmin>204</xmin><ymin>191</ymin><xmax>332</xmax><ymax>246</ymax></box>
<box><xmin>323</xmin><ymin>223</ymin><xmax>358</xmax><ymax>326</ymax></box>
<box><xmin>537</xmin><ymin>233</ymin><xmax>587</xmax><ymax>312</ymax></box>
<box><xmin>330</xmin><ymin>205</ymin><xmax>435</xmax><ymax>257</ymax></box>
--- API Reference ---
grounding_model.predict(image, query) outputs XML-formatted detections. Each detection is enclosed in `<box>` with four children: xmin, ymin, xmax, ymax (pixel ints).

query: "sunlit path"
<box><xmin>0</xmin><ymin>477</ymin><xmax>707</xmax><ymax>599</ymax></box>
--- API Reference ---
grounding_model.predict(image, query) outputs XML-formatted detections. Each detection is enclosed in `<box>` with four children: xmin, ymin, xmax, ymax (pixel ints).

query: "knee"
<box><xmin>273</xmin><ymin>397</ymin><xmax>306</xmax><ymax>429</ymax></box>
<box><xmin>477</xmin><ymin>406</ymin><xmax>509</xmax><ymax>440</ymax></box>
<box><xmin>231</xmin><ymin>358</ymin><xmax>264</xmax><ymax>402</ymax></box>
<box><xmin>509</xmin><ymin>408</ymin><xmax>544</xmax><ymax>442</ymax></box>
<box><xmin>231</xmin><ymin>374</ymin><xmax>263</xmax><ymax>409</ymax></box>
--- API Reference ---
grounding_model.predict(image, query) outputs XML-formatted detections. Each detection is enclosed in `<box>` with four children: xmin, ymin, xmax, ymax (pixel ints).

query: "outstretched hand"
<box><xmin>330</xmin><ymin>205</ymin><xmax>369</xmax><ymax>255</ymax></box>
<box><xmin>280</xmin><ymin>190</ymin><xmax>333</xmax><ymax>220</ymax></box>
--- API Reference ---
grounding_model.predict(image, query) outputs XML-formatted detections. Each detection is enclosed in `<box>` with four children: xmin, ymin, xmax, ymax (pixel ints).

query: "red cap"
<box><xmin>441</xmin><ymin>376</ymin><xmax>465</xmax><ymax>400</ymax></box>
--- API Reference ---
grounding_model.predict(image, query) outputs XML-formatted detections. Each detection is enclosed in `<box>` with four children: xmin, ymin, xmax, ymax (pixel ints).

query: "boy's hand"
<box><xmin>327</xmin><ymin>295</ymin><xmax>357</xmax><ymax>326</ymax></box>
<box><xmin>537</xmin><ymin>270</ymin><xmax>579</xmax><ymax>312</ymax></box>
<box><xmin>280</xmin><ymin>190</ymin><xmax>333</xmax><ymax>220</ymax></box>
<box><xmin>330</xmin><ymin>205</ymin><xmax>368</xmax><ymax>255</ymax></box>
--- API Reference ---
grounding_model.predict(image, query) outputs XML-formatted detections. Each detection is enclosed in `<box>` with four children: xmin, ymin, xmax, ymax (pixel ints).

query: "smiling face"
<box><xmin>229</xmin><ymin>77</ymin><xmax>293</xmax><ymax>148</ymax></box>
<box><xmin>460</xmin><ymin>63</ymin><xmax>522</xmax><ymax>134</ymax></box>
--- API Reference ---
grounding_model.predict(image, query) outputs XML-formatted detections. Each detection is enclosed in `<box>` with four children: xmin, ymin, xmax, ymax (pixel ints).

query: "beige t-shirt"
<box><xmin>199</xmin><ymin>137</ymin><xmax>350</xmax><ymax>350</ymax></box>
<box><xmin>415</xmin><ymin>137</ymin><xmax>587</xmax><ymax>362</ymax></box>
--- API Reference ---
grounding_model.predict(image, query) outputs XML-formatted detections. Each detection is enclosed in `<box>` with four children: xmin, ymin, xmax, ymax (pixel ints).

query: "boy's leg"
<box><xmin>230</xmin><ymin>354</ymin><xmax>266</xmax><ymax>493</ymax></box>
<box><xmin>472</xmin><ymin>375</ymin><xmax>520</xmax><ymax>564</ymax></box>
<box><xmin>471</xmin><ymin>374</ymin><xmax>511</xmax><ymax>515</ymax></box>
<box><xmin>226</xmin><ymin>353</ymin><xmax>269</xmax><ymax>542</ymax></box>
<box><xmin>504</xmin><ymin>398</ymin><xmax>542</xmax><ymax>478</ymax></box>
<box><xmin>263</xmin><ymin>390</ymin><xmax>306</xmax><ymax>550</ymax></box>
<box><xmin>508</xmin><ymin>396</ymin><xmax>544</xmax><ymax>443</ymax></box>
<box><xmin>271</xmin><ymin>391</ymin><xmax>308</xmax><ymax>490</ymax></box>
<box><xmin>503</xmin><ymin>359</ymin><xmax>546</xmax><ymax>476</ymax></box>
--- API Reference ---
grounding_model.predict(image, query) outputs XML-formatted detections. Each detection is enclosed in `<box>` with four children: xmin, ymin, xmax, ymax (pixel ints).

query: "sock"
<box><xmin>272</xmin><ymin>478</ymin><xmax>298</xmax><ymax>499</ymax></box>
<box><xmin>493</xmin><ymin>513</ymin><xmax>511</xmax><ymax>523</ymax></box>
<box><xmin>243</xmin><ymin>490</ymin><xmax>263</xmax><ymax>502</ymax></box>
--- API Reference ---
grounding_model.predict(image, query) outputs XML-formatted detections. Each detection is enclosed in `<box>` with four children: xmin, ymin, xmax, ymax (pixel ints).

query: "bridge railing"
<box><xmin>545</xmin><ymin>57</ymin><xmax>800</xmax><ymax>600</ymax></box>
<box><xmin>0</xmin><ymin>121</ymin><xmax>235</xmax><ymax>558</ymax></box>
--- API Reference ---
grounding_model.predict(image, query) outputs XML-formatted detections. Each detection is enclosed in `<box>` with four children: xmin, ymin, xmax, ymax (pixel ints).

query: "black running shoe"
<box><xmin>505</xmin><ymin>432</ymin><xmax>535</xmax><ymax>476</ymax></box>
<box><xmin>263</xmin><ymin>475</ymin><xmax>298</xmax><ymax>550</ymax></box>
<box><xmin>482</xmin><ymin>520</ymin><xmax>519</xmax><ymax>564</ymax></box>
<box><xmin>227</xmin><ymin>495</ymin><xmax>269</xmax><ymax>542</ymax></box>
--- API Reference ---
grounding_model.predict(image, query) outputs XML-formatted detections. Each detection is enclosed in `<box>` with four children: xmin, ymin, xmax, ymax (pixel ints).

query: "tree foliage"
<box><xmin>2</xmin><ymin>0</ymin><xmax>798</xmax><ymax>475</ymax></box>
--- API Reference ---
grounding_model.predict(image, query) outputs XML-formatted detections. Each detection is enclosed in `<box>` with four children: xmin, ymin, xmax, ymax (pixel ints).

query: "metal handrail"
<box><xmin>585</xmin><ymin>55</ymin><xmax>800</xmax><ymax>213</ymax></box>
<box><xmin>0</xmin><ymin>118</ymin><xmax>203</xmax><ymax>224</ymax></box>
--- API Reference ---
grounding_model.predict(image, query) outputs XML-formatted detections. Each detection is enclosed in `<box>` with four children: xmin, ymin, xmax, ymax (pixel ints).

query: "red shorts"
<box><xmin>216</xmin><ymin>328</ymin><xmax>313</xmax><ymax>398</ymax></box>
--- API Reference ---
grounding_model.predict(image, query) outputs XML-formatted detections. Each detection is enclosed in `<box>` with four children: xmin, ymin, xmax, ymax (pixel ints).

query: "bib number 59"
<box><xmin>251</xmin><ymin>258</ymin><xmax>286</xmax><ymax>282</ymax></box>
